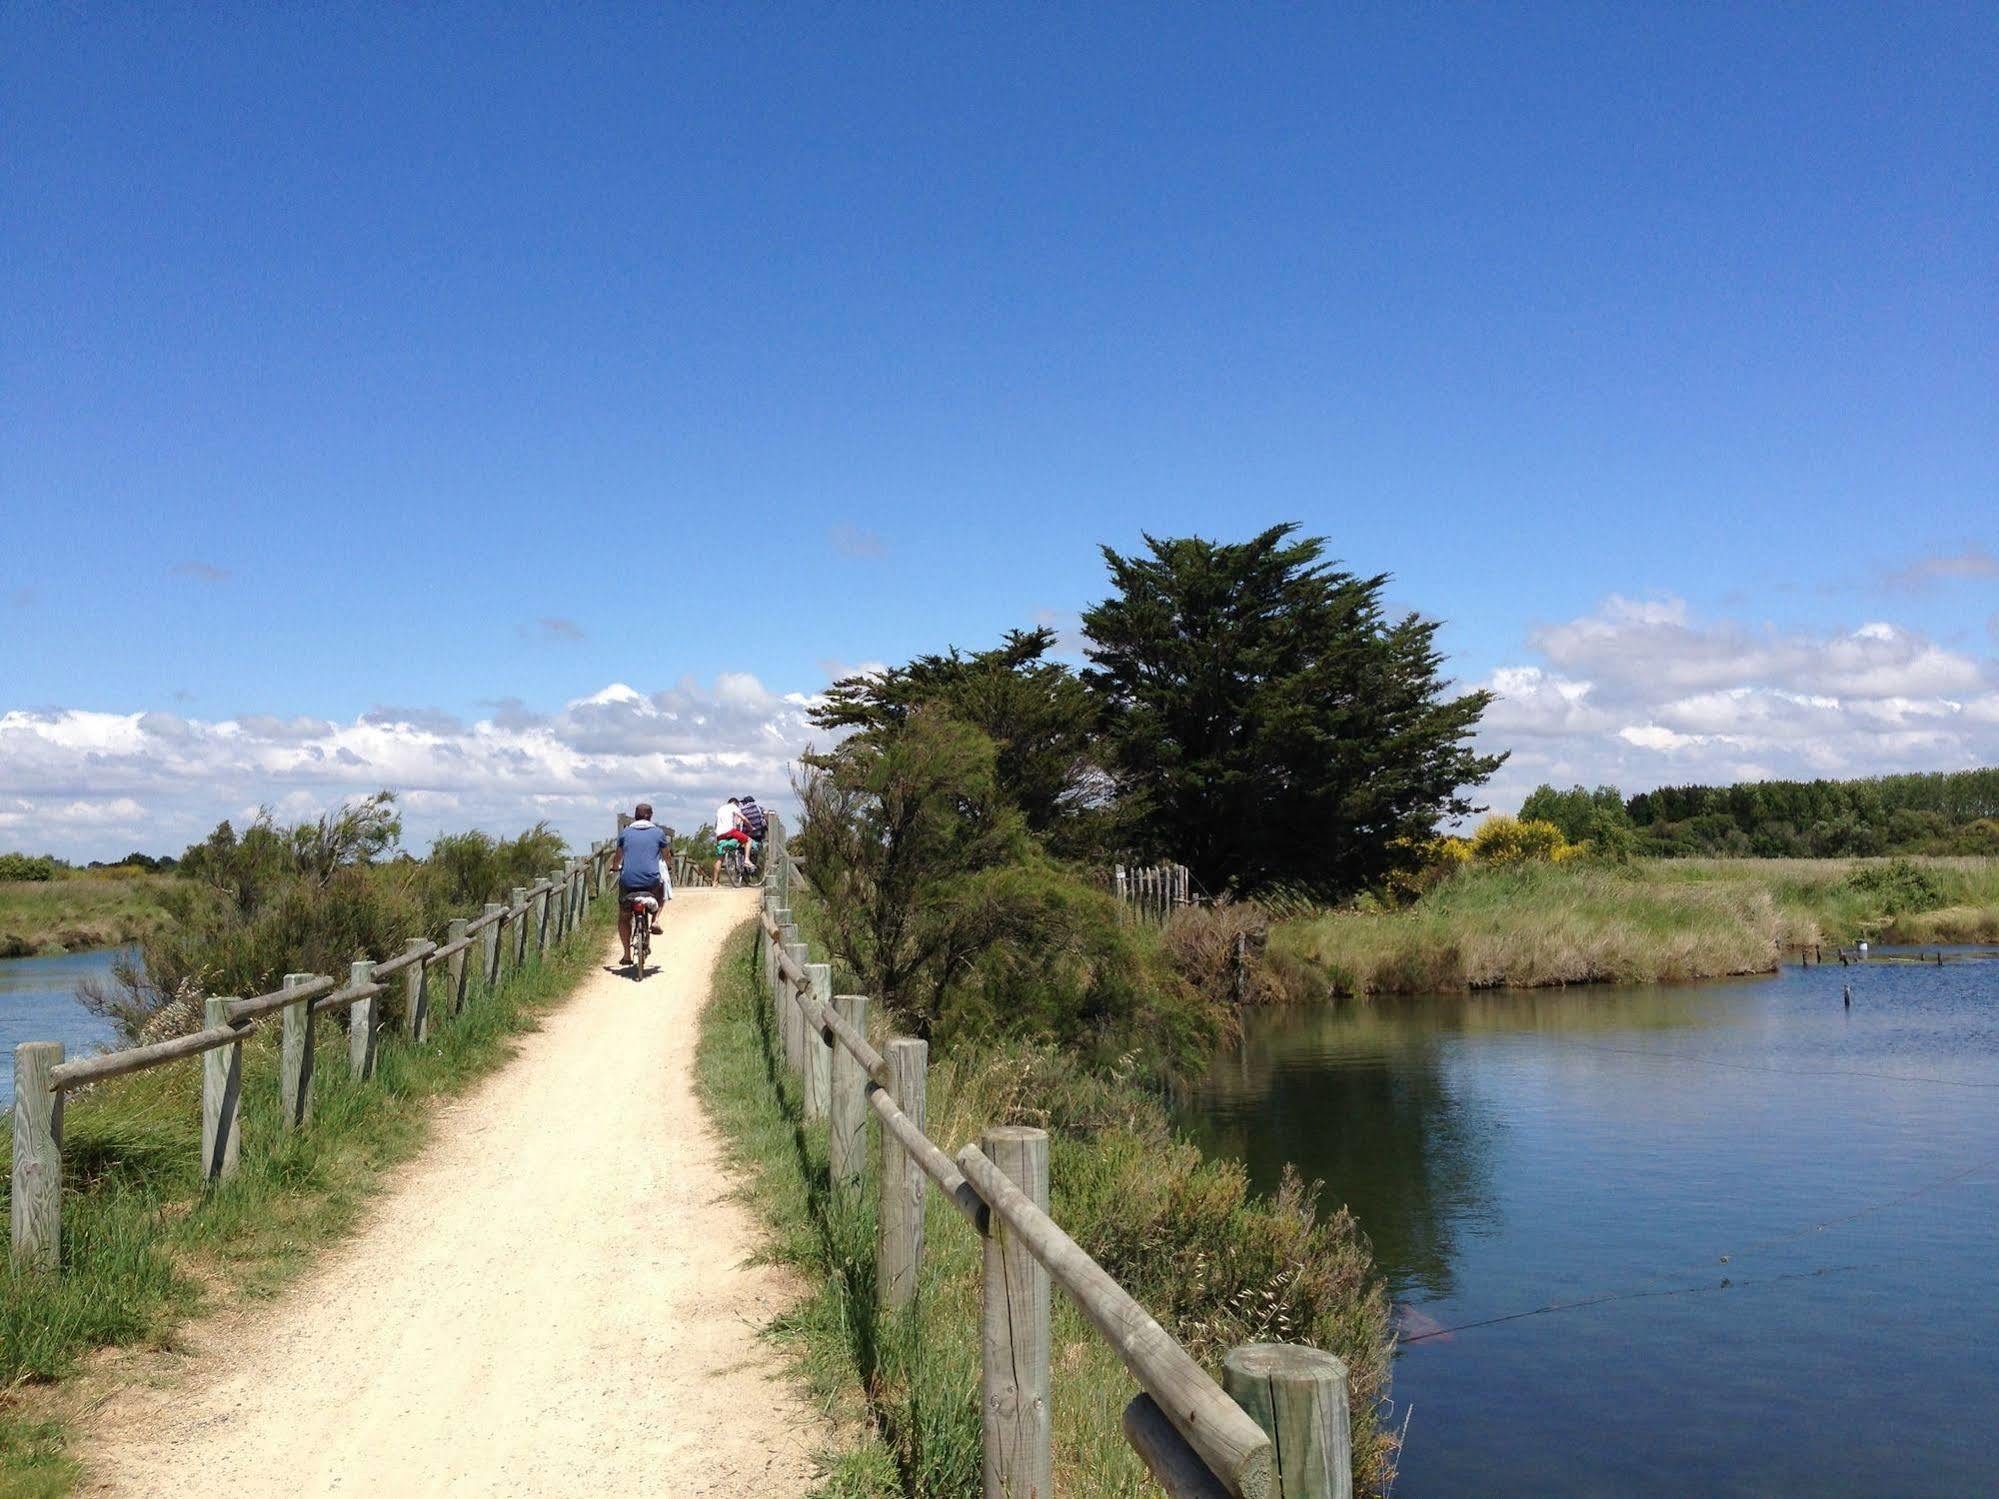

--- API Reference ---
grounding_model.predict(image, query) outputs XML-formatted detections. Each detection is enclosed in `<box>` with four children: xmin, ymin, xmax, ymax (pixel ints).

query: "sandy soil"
<box><xmin>75</xmin><ymin>888</ymin><xmax>826</xmax><ymax>1497</ymax></box>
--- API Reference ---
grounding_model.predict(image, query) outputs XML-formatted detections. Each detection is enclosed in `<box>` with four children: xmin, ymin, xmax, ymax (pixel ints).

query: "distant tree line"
<box><xmin>1520</xmin><ymin>768</ymin><xmax>1999</xmax><ymax>859</ymax></box>
<box><xmin>0</xmin><ymin>850</ymin><xmax>179</xmax><ymax>881</ymax></box>
<box><xmin>85</xmin><ymin>791</ymin><xmax>568</xmax><ymax>1040</ymax></box>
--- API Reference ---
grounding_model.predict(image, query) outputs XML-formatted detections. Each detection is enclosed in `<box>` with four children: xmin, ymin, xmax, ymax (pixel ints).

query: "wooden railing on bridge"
<box><xmin>765</xmin><ymin>822</ymin><xmax>1352</xmax><ymax>1499</ymax></box>
<box><xmin>11</xmin><ymin>840</ymin><xmax>625</xmax><ymax>1277</ymax></box>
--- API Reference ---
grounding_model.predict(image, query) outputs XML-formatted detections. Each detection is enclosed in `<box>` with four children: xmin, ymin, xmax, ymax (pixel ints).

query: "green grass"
<box><xmin>696</xmin><ymin>918</ymin><xmax>1396</xmax><ymax>1498</ymax></box>
<box><xmin>1269</xmin><ymin>856</ymin><xmax>1999</xmax><ymax>998</ymax></box>
<box><xmin>0</xmin><ymin>901</ymin><xmax>614</xmax><ymax>1490</ymax></box>
<box><xmin>0</xmin><ymin>876</ymin><xmax>178</xmax><ymax>958</ymax></box>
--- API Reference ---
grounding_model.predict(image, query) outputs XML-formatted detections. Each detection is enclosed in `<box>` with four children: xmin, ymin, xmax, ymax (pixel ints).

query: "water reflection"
<box><xmin>1175</xmin><ymin>961</ymin><xmax>1999</xmax><ymax>1497</ymax></box>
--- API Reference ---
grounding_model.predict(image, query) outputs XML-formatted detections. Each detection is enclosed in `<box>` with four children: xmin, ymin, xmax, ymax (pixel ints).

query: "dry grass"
<box><xmin>0</xmin><ymin>876</ymin><xmax>177</xmax><ymax>958</ymax></box>
<box><xmin>1265</xmin><ymin>856</ymin><xmax>1999</xmax><ymax>999</ymax></box>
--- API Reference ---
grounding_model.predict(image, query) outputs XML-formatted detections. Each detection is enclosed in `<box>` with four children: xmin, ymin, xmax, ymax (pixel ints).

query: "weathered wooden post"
<box><xmin>541</xmin><ymin>869</ymin><xmax>563</xmax><ymax>954</ymax></box>
<box><xmin>201</xmin><ymin>996</ymin><xmax>243</xmax><ymax>1183</ymax></box>
<box><xmin>980</xmin><ymin>1126</ymin><xmax>1051</xmax><ymax>1499</ymax></box>
<box><xmin>403</xmin><ymin>938</ymin><xmax>430</xmax><ymax>1042</ymax></box>
<box><xmin>11</xmin><ymin>1041</ymin><xmax>63</xmax><ymax>1273</ymax></box>
<box><xmin>1222</xmin><ymin>1344</ymin><xmax>1353</xmax><ymax>1499</ymax></box>
<box><xmin>807</xmin><ymin>964</ymin><xmax>835</xmax><ymax>1124</ymax></box>
<box><xmin>280</xmin><ymin>970</ymin><xmax>315</xmax><ymax>1128</ymax></box>
<box><xmin>447</xmin><ymin>918</ymin><xmax>470</xmax><ymax>1014</ymax></box>
<box><xmin>510</xmin><ymin>886</ymin><xmax>529</xmax><ymax>970</ymax></box>
<box><xmin>348</xmin><ymin>959</ymin><xmax>380</xmax><ymax>1079</ymax></box>
<box><xmin>830</xmin><ymin>987</ymin><xmax>866</xmax><ymax>1179</ymax></box>
<box><xmin>779</xmin><ymin>920</ymin><xmax>802</xmax><ymax>1077</ymax></box>
<box><xmin>792</xmin><ymin>944</ymin><xmax>821</xmax><ymax>1115</ymax></box>
<box><xmin>481</xmin><ymin>903</ymin><xmax>503</xmax><ymax>991</ymax></box>
<box><xmin>878</xmin><ymin>1036</ymin><xmax>928</xmax><ymax>1312</ymax></box>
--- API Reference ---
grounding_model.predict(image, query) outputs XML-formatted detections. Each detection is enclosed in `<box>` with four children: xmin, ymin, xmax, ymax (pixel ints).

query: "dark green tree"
<box><xmin>1081</xmin><ymin>525</ymin><xmax>1504</xmax><ymax>895</ymax></box>
<box><xmin>813</xmin><ymin>627</ymin><xmax>1107</xmax><ymax>851</ymax></box>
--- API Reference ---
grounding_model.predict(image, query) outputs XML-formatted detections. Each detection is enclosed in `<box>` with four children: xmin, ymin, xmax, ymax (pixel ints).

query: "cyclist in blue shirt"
<box><xmin>612</xmin><ymin>803</ymin><xmax>670</xmax><ymax>967</ymax></box>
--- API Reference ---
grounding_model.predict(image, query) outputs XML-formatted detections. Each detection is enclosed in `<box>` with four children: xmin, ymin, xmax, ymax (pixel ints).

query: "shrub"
<box><xmin>0</xmin><ymin>852</ymin><xmax>60</xmax><ymax>882</ymax></box>
<box><xmin>1468</xmin><ymin>816</ymin><xmax>1574</xmax><ymax>864</ymax></box>
<box><xmin>1163</xmin><ymin>900</ymin><xmax>1283</xmax><ymax>1007</ymax></box>
<box><xmin>1844</xmin><ymin>857</ymin><xmax>1947</xmax><ymax>914</ymax></box>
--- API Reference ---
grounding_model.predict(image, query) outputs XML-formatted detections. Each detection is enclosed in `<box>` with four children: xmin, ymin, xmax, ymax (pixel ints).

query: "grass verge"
<box><xmin>695</xmin><ymin>919</ymin><xmax>1396</xmax><ymax>1498</ymax></box>
<box><xmin>0</xmin><ymin>901</ymin><xmax>614</xmax><ymax>1492</ymax></box>
<box><xmin>1268</xmin><ymin>856</ymin><xmax>1999</xmax><ymax>998</ymax></box>
<box><xmin>0</xmin><ymin>878</ymin><xmax>178</xmax><ymax>959</ymax></box>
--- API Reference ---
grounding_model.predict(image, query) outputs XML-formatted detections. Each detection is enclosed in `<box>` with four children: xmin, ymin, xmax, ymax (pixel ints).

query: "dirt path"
<box><xmin>76</xmin><ymin>888</ymin><xmax>826</xmax><ymax>1497</ymax></box>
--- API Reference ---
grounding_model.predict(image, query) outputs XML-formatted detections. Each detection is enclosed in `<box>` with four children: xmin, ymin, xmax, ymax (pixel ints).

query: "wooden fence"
<box><xmin>10</xmin><ymin>840</ymin><xmax>624</xmax><ymax>1278</ymax></box>
<box><xmin>765</xmin><ymin>821</ymin><xmax>1352</xmax><ymax>1499</ymax></box>
<box><xmin>1114</xmin><ymin>862</ymin><xmax>1194</xmax><ymax>923</ymax></box>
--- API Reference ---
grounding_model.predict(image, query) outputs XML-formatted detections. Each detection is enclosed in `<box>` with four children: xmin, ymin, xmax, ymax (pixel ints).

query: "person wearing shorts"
<box><xmin>712</xmin><ymin>796</ymin><xmax>751</xmax><ymax>882</ymax></box>
<box><xmin>613</xmin><ymin>803</ymin><xmax>670</xmax><ymax>965</ymax></box>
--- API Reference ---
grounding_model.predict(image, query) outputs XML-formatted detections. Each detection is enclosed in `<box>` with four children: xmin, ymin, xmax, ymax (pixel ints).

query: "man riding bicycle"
<box><xmin>711</xmin><ymin>797</ymin><xmax>753</xmax><ymax>884</ymax></box>
<box><xmin>612</xmin><ymin>802</ymin><xmax>670</xmax><ymax>967</ymax></box>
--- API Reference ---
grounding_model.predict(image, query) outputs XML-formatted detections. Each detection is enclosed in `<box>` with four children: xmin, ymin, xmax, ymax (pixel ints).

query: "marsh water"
<box><xmin>0</xmin><ymin>948</ymin><xmax>124</xmax><ymax>1110</ymax></box>
<box><xmin>1175</xmin><ymin>952</ymin><xmax>1999</xmax><ymax>1497</ymax></box>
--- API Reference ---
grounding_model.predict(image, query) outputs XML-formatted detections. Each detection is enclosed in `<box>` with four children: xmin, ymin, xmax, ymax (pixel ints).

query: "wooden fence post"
<box><xmin>878</xmin><ymin>1036</ymin><xmax>928</xmax><ymax>1312</ymax></box>
<box><xmin>510</xmin><ymin>887</ymin><xmax>528</xmax><ymax>970</ymax></box>
<box><xmin>829</xmin><ymin>992</ymin><xmax>867</xmax><ymax>1191</ymax></box>
<box><xmin>481</xmin><ymin>902</ymin><xmax>503</xmax><ymax>989</ymax></box>
<box><xmin>447</xmin><ymin>918</ymin><xmax>470</xmax><ymax>1014</ymax></box>
<box><xmin>541</xmin><ymin>869</ymin><xmax>562</xmax><ymax>953</ymax></box>
<box><xmin>806</xmin><ymin>963</ymin><xmax>834</xmax><ymax>1125</ymax></box>
<box><xmin>349</xmin><ymin>959</ymin><xmax>380</xmax><ymax>1079</ymax></box>
<box><xmin>280</xmin><ymin>970</ymin><xmax>315</xmax><ymax>1129</ymax></box>
<box><xmin>1222</xmin><ymin>1344</ymin><xmax>1352</xmax><ymax>1499</ymax></box>
<box><xmin>778</xmin><ymin>921</ymin><xmax>801</xmax><ymax>1077</ymax></box>
<box><xmin>403</xmin><ymin>938</ymin><xmax>430</xmax><ymax>1041</ymax></box>
<box><xmin>980</xmin><ymin>1126</ymin><xmax>1051</xmax><ymax>1499</ymax></box>
<box><xmin>201</xmin><ymin>996</ymin><xmax>243</xmax><ymax>1183</ymax></box>
<box><xmin>10</xmin><ymin>1041</ymin><xmax>63</xmax><ymax>1273</ymax></box>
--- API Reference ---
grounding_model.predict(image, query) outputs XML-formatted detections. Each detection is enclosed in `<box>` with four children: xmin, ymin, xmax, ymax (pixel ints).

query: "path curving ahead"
<box><xmin>78</xmin><ymin>888</ymin><xmax>825</xmax><ymax>1498</ymax></box>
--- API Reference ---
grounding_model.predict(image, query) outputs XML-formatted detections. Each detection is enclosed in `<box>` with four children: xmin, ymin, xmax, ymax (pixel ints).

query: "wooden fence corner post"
<box><xmin>1222</xmin><ymin>1344</ymin><xmax>1353</xmax><ymax>1499</ymax></box>
<box><xmin>201</xmin><ymin>996</ymin><xmax>244</xmax><ymax>1183</ymax></box>
<box><xmin>402</xmin><ymin>938</ymin><xmax>430</xmax><ymax>1042</ymax></box>
<box><xmin>829</xmin><ymin>991</ymin><xmax>866</xmax><ymax>1193</ymax></box>
<box><xmin>280</xmin><ymin>970</ymin><xmax>316</xmax><ymax>1129</ymax></box>
<box><xmin>980</xmin><ymin>1126</ymin><xmax>1051</xmax><ymax>1499</ymax></box>
<box><xmin>447</xmin><ymin>918</ymin><xmax>470</xmax><ymax>1015</ymax></box>
<box><xmin>10</xmin><ymin>1041</ymin><xmax>64</xmax><ymax>1274</ymax></box>
<box><xmin>878</xmin><ymin>1036</ymin><xmax>928</xmax><ymax>1313</ymax></box>
<box><xmin>348</xmin><ymin>959</ymin><xmax>380</xmax><ymax>1080</ymax></box>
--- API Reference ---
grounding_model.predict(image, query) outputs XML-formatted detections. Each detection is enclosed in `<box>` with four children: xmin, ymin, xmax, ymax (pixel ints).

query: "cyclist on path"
<box><xmin>612</xmin><ymin>802</ymin><xmax>670</xmax><ymax>968</ymax></box>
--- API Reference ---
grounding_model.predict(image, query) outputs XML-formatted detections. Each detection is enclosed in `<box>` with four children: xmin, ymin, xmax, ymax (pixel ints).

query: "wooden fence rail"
<box><xmin>761</xmin><ymin>819</ymin><xmax>1352</xmax><ymax>1499</ymax></box>
<box><xmin>10</xmin><ymin>842</ymin><xmax>620</xmax><ymax>1278</ymax></box>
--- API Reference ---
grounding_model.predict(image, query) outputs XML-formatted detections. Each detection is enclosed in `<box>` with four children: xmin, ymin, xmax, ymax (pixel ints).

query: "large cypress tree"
<box><xmin>1081</xmin><ymin>524</ymin><xmax>1504</xmax><ymax>895</ymax></box>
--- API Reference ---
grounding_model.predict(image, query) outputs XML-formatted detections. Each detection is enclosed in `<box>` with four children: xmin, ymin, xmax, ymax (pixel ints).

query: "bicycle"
<box><xmin>623</xmin><ymin>889</ymin><xmax>659</xmax><ymax>976</ymax></box>
<box><xmin>714</xmin><ymin>840</ymin><xmax>747</xmax><ymax>887</ymax></box>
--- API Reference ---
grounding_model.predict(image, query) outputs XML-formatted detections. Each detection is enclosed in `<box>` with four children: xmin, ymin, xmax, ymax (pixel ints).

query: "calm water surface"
<box><xmin>0</xmin><ymin>948</ymin><xmax>125</xmax><ymax>1109</ymax></box>
<box><xmin>1175</xmin><ymin>952</ymin><xmax>1999</xmax><ymax>1497</ymax></box>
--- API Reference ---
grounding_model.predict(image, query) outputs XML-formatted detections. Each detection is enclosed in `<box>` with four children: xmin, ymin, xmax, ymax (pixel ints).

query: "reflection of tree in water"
<box><xmin>1180</xmin><ymin>985</ymin><xmax>1719</xmax><ymax>1303</ymax></box>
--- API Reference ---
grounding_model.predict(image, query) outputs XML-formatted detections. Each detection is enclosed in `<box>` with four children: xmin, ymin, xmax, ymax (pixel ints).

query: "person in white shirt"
<box><xmin>711</xmin><ymin>796</ymin><xmax>754</xmax><ymax>882</ymax></box>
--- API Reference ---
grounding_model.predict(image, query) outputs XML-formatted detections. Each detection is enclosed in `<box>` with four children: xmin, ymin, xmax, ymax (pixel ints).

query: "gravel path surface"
<box><xmin>77</xmin><ymin>887</ymin><xmax>825</xmax><ymax>1497</ymax></box>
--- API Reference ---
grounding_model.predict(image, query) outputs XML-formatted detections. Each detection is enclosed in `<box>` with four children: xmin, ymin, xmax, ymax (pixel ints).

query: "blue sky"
<box><xmin>3</xmin><ymin>6</ymin><xmax>1995</xmax><ymax>859</ymax></box>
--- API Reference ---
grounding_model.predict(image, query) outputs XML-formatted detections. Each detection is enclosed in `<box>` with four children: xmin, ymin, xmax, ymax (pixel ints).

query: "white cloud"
<box><xmin>1477</xmin><ymin>594</ymin><xmax>1999</xmax><ymax>811</ymax></box>
<box><xmin>0</xmin><ymin>676</ymin><xmax>830</xmax><ymax>862</ymax></box>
